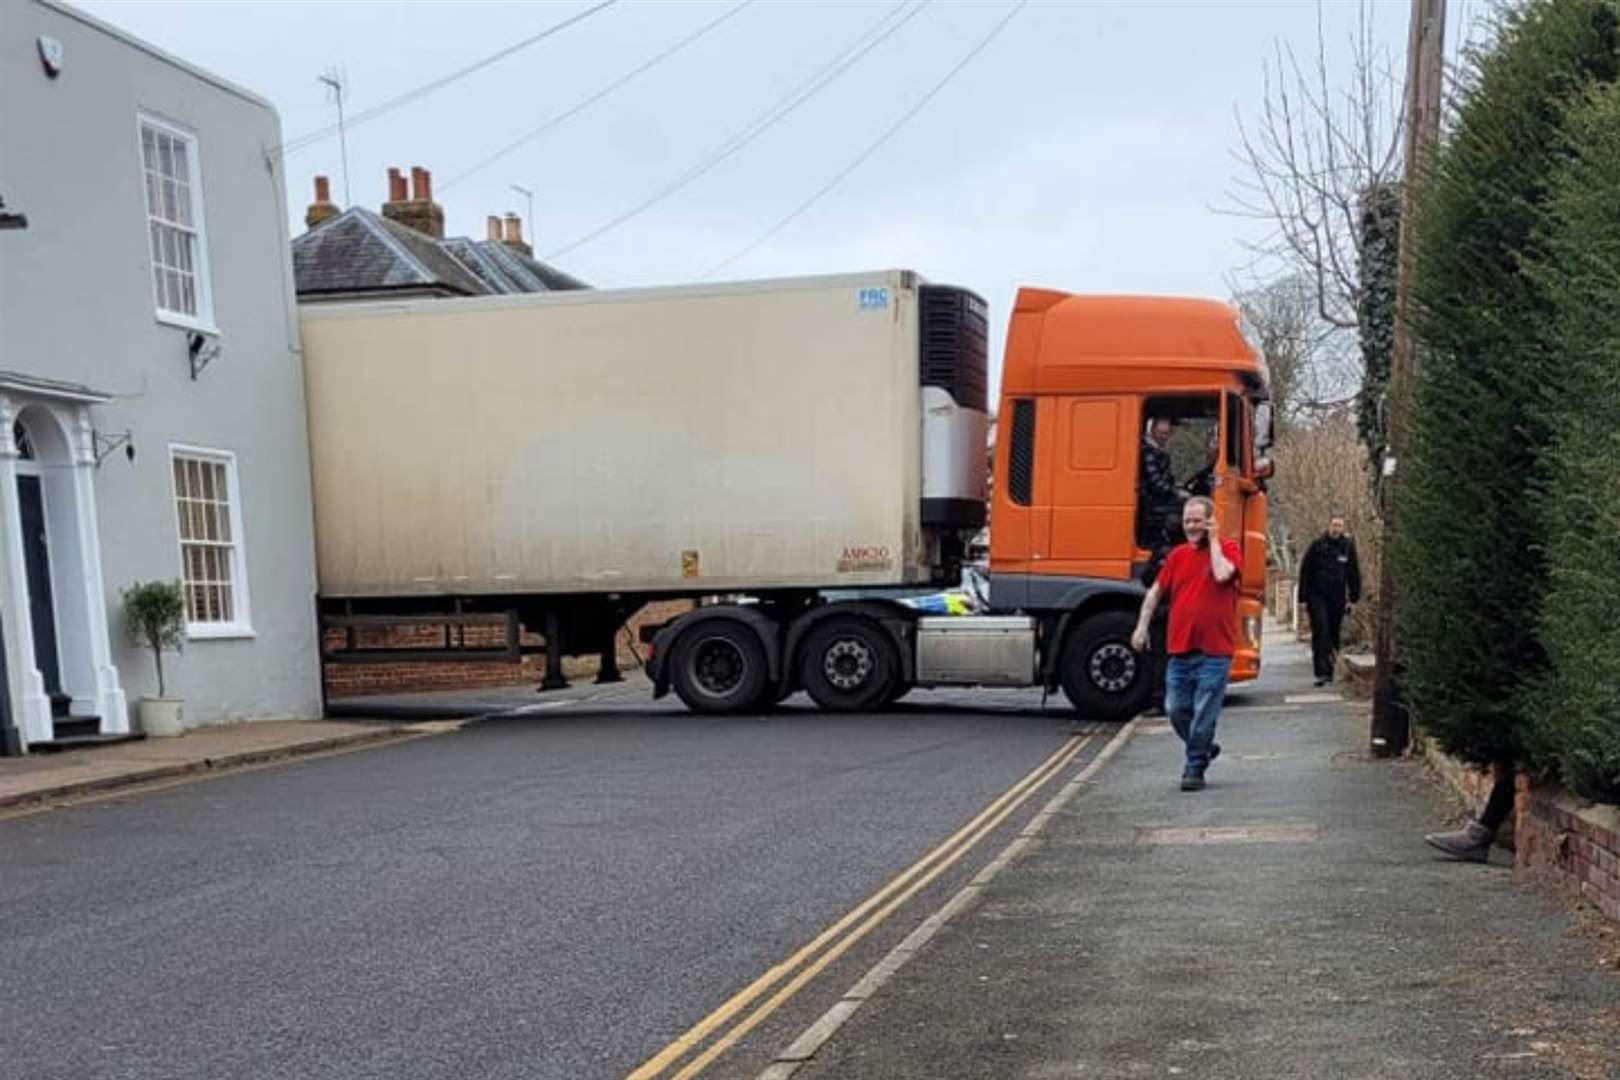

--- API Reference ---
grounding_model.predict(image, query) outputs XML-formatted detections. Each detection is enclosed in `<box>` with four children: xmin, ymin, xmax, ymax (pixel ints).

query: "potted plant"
<box><xmin>123</xmin><ymin>580</ymin><xmax>186</xmax><ymax>737</ymax></box>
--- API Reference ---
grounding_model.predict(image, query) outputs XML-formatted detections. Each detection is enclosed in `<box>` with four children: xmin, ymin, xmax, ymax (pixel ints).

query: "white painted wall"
<box><xmin>0</xmin><ymin>0</ymin><xmax>320</xmax><ymax>727</ymax></box>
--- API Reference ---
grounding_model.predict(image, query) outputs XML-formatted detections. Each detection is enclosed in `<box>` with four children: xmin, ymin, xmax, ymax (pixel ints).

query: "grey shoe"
<box><xmin>1180</xmin><ymin>769</ymin><xmax>1206</xmax><ymax>792</ymax></box>
<box><xmin>1424</xmin><ymin>820</ymin><xmax>1493</xmax><ymax>862</ymax></box>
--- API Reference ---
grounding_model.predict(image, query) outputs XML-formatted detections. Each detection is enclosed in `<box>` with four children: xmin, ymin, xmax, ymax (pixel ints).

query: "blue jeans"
<box><xmin>1166</xmin><ymin>653</ymin><xmax>1231</xmax><ymax>772</ymax></box>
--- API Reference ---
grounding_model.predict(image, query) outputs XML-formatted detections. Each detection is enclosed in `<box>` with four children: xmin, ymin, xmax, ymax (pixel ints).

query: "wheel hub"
<box><xmin>692</xmin><ymin>638</ymin><xmax>746</xmax><ymax>696</ymax></box>
<box><xmin>1089</xmin><ymin>642</ymin><xmax>1137</xmax><ymax>693</ymax></box>
<box><xmin>823</xmin><ymin>638</ymin><xmax>873</xmax><ymax>691</ymax></box>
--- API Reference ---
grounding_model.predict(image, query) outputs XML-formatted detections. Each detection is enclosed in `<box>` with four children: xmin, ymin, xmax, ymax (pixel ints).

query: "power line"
<box><xmin>704</xmin><ymin>0</ymin><xmax>1026</xmax><ymax>279</ymax></box>
<box><xmin>545</xmin><ymin>0</ymin><xmax>929</xmax><ymax>261</ymax></box>
<box><xmin>277</xmin><ymin>0</ymin><xmax>620</xmax><ymax>157</ymax></box>
<box><xmin>442</xmin><ymin>0</ymin><xmax>756</xmax><ymax>192</ymax></box>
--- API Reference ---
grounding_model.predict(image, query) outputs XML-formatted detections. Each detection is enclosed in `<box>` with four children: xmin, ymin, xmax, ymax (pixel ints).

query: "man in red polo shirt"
<box><xmin>1130</xmin><ymin>496</ymin><xmax>1242</xmax><ymax>791</ymax></box>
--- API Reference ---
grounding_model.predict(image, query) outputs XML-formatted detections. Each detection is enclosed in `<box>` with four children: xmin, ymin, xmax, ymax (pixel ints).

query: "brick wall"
<box><xmin>323</xmin><ymin>601</ymin><xmax>692</xmax><ymax>698</ymax></box>
<box><xmin>1516</xmin><ymin>781</ymin><xmax>1620</xmax><ymax>927</ymax></box>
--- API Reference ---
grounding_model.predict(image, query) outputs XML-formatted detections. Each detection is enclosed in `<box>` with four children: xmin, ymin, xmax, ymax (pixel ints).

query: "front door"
<box><xmin>17</xmin><ymin>475</ymin><xmax>63</xmax><ymax>704</ymax></box>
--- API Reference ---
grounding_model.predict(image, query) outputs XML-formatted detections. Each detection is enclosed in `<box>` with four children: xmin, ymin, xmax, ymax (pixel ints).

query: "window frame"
<box><xmin>168</xmin><ymin>444</ymin><xmax>253</xmax><ymax>640</ymax></box>
<box><xmin>136</xmin><ymin>112</ymin><xmax>217</xmax><ymax>333</ymax></box>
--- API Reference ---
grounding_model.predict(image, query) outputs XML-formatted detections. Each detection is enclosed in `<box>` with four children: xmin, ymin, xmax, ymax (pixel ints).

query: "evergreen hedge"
<box><xmin>1397</xmin><ymin>0</ymin><xmax>1619</xmax><ymax>770</ymax></box>
<box><xmin>1524</xmin><ymin>83</ymin><xmax>1620</xmax><ymax>803</ymax></box>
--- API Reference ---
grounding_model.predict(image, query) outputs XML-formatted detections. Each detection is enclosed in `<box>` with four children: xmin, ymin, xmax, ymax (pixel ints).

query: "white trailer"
<box><xmin>302</xmin><ymin>270</ymin><xmax>994</xmax><ymax>703</ymax></box>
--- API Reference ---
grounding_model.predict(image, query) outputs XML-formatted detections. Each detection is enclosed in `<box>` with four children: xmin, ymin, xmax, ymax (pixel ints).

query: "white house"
<box><xmin>0</xmin><ymin>0</ymin><xmax>321</xmax><ymax>751</ymax></box>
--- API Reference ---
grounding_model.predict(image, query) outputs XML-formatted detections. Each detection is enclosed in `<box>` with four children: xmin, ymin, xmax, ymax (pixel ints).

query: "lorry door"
<box><xmin>1042</xmin><ymin>395</ymin><xmax>1134</xmax><ymax>579</ymax></box>
<box><xmin>1221</xmin><ymin>392</ymin><xmax>1268</xmax><ymax>595</ymax></box>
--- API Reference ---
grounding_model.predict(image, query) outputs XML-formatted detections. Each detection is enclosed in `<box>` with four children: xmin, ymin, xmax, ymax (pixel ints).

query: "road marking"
<box><xmin>628</xmin><ymin>732</ymin><xmax>1092</xmax><ymax>1080</ymax></box>
<box><xmin>753</xmin><ymin>718</ymin><xmax>1140</xmax><ymax>1078</ymax></box>
<box><xmin>1283</xmin><ymin>692</ymin><xmax>1344</xmax><ymax>704</ymax></box>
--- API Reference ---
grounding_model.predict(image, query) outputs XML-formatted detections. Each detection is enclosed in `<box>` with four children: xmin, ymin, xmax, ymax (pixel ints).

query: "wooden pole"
<box><xmin>1372</xmin><ymin>0</ymin><xmax>1447</xmax><ymax>757</ymax></box>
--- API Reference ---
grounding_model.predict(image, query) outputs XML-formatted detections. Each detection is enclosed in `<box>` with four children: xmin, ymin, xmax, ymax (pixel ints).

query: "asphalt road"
<box><xmin>0</xmin><ymin>690</ymin><xmax>1106</xmax><ymax>1080</ymax></box>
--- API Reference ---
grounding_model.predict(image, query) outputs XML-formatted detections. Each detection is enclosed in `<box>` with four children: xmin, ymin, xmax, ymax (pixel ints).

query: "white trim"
<box><xmin>136</xmin><ymin>111</ymin><xmax>216</xmax><ymax>328</ymax></box>
<box><xmin>167</xmin><ymin>443</ymin><xmax>253</xmax><ymax>640</ymax></box>
<box><xmin>0</xmin><ymin>375</ymin><xmax>111</xmax><ymax>405</ymax></box>
<box><xmin>155</xmin><ymin>311</ymin><xmax>221</xmax><ymax>336</ymax></box>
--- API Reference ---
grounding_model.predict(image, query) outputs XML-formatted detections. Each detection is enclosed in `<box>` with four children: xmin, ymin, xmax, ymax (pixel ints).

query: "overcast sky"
<box><xmin>76</xmin><ymin>0</ymin><xmax>1480</xmax><ymax>383</ymax></box>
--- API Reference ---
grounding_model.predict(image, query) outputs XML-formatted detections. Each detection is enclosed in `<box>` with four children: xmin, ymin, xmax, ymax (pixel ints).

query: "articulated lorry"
<box><xmin>301</xmin><ymin>270</ymin><xmax>1271</xmax><ymax>720</ymax></box>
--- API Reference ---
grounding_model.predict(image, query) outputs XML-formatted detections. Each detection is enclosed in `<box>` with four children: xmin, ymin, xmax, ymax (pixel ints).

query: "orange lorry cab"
<box><xmin>990</xmin><ymin>289</ymin><xmax>1271</xmax><ymax>705</ymax></box>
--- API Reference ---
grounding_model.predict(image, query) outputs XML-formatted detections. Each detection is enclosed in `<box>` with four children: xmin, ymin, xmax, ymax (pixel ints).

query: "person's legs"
<box><xmin>1478</xmin><ymin>767</ymin><xmax>1517</xmax><ymax>832</ymax></box>
<box><xmin>1181</xmin><ymin>656</ymin><xmax>1232</xmax><ymax>786</ymax></box>
<box><xmin>1425</xmin><ymin>764</ymin><xmax>1516</xmax><ymax>861</ymax></box>
<box><xmin>1324</xmin><ymin>596</ymin><xmax>1347</xmax><ymax>675</ymax></box>
<box><xmin>1165</xmin><ymin>655</ymin><xmax>1196</xmax><ymax>748</ymax></box>
<box><xmin>1307</xmin><ymin>594</ymin><xmax>1333</xmax><ymax>681</ymax></box>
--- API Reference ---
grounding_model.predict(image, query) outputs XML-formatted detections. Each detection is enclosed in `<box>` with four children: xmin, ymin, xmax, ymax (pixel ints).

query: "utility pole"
<box><xmin>1372</xmin><ymin>0</ymin><xmax>1446</xmax><ymax>758</ymax></box>
<box><xmin>318</xmin><ymin>69</ymin><xmax>351</xmax><ymax>205</ymax></box>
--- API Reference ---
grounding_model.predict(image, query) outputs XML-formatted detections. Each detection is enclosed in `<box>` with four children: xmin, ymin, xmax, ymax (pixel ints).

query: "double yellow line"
<box><xmin>629</xmin><ymin>731</ymin><xmax>1094</xmax><ymax>1080</ymax></box>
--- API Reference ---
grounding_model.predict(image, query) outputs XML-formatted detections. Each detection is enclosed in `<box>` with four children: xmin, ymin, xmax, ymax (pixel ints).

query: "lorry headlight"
<box><xmin>1244</xmin><ymin>616</ymin><xmax>1262</xmax><ymax>647</ymax></box>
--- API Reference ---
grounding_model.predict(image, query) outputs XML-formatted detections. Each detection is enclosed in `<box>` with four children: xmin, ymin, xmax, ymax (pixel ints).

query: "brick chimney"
<box><xmin>501</xmin><ymin>212</ymin><xmax>532</xmax><ymax>257</ymax></box>
<box><xmin>380</xmin><ymin>165</ymin><xmax>444</xmax><ymax>239</ymax></box>
<box><xmin>486</xmin><ymin>215</ymin><xmax>503</xmax><ymax>242</ymax></box>
<box><xmin>305</xmin><ymin>175</ymin><xmax>338</xmax><ymax>230</ymax></box>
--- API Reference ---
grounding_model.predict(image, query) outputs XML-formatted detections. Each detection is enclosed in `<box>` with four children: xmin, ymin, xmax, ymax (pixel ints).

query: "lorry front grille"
<box><xmin>919</xmin><ymin>285</ymin><xmax>989</xmax><ymax>413</ymax></box>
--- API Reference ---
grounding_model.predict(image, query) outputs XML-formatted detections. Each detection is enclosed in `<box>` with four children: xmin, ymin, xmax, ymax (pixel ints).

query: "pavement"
<box><xmin>0</xmin><ymin>718</ymin><xmax>424</xmax><ymax>811</ymax></box>
<box><xmin>778</xmin><ymin>625</ymin><xmax>1620</xmax><ymax>1080</ymax></box>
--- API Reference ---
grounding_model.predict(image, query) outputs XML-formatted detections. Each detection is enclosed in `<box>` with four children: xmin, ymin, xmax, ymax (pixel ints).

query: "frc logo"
<box><xmin>838</xmin><ymin>544</ymin><xmax>893</xmax><ymax>573</ymax></box>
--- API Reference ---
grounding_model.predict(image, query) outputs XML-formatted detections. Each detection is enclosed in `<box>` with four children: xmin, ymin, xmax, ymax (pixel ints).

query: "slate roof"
<box><xmin>292</xmin><ymin>207</ymin><xmax>588</xmax><ymax>299</ymax></box>
<box><xmin>440</xmin><ymin>237</ymin><xmax>590</xmax><ymax>294</ymax></box>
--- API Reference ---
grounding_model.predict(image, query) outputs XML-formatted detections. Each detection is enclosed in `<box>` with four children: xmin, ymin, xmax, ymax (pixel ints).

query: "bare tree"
<box><xmin>1225</xmin><ymin>1</ymin><xmax>1406</xmax><ymax>332</ymax></box>
<box><xmin>1234</xmin><ymin>272</ymin><xmax>1359</xmax><ymax>435</ymax></box>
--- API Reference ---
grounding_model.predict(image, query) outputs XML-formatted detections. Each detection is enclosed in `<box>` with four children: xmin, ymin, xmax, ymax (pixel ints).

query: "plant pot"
<box><xmin>138</xmin><ymin>696</ymin><xmax>185</xmax><ymax>738</ymax></box>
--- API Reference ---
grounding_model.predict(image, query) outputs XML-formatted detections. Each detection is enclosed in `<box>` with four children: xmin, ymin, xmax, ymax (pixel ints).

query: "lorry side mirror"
<box><xmin>1253</xmin><ymin>401</ymin><xmax>1274</xmax><ymax>452</ymax></box>
<box><xmin>1253</xmin><ymin>457</ymin><xmax>1275</xmax><ymax>481</ymax></box>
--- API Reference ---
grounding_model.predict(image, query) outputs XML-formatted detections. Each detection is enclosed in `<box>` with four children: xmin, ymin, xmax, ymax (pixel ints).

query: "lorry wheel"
<box><xmin>670</xmin><ymin>621</ymin><xmax>769</xmax><ymax>714</ymax></box>
<box><xmin>1059</xmin><ymin>611</ymin><xmax>1153</xmax><ymax>721</ymax></box>
<box><xmin>799</xmin><ymin>616</ymin><xmax>899</xmax><ymax>713</ymax></box>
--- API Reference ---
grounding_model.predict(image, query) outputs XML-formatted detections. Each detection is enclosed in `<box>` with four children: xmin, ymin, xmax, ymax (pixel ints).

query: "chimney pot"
<box><xmin>381</xmin><ymin>165</ymin><xmax>445</xmax><ymax>239</ymax></box>
<box><xmin>498</xmin><ymin>212</ymin><xmax>533</xmax><ymax>256</ymax></box>
<box><xmin>411</xmin><ymin>166</ymin><xmax>432</xmax><ymax>202</ymax></box>
<box><xmin>487</xmin><ymin>215</ymin><xmax>503</xmax><ymax>241</ymax></box>
<box><xmin>305</xmin><ymin>174</ymin><xmax>339</xmax><ymax>231</ymax></box>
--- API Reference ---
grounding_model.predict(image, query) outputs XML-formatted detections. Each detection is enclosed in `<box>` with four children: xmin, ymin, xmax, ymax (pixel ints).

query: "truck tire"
<box><xmin>1059</xmin><ymin>611</ymin><xmax>1153</xmax><ymax>721</ymax></box>
<box><xmin>799</xmin><ymin>616</ymin><xmax>899</xmax><ymax>713</ymax></box>
<box><xmin>670</xmin><ymin>620</ymin><xmax>770</xmax><ymax>714</ymax></box>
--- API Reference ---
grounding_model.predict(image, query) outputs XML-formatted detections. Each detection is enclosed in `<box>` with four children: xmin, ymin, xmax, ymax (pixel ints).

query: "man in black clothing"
<box><xmin>1297</xmin><ymin>512</ymin><xmax>1362</xmax><ymax>687</ymax></box>
<box><xmin>1139</xmin><ymin>418</ymin><xmax>1185</xmax><ymax>546</ymax></box>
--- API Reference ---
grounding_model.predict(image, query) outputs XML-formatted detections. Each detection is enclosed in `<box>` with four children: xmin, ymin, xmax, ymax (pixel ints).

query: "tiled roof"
<box><xmin>293</xmin><ymin>207</ymin><xmax>588</xmax><ymax>299</ymax></box>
